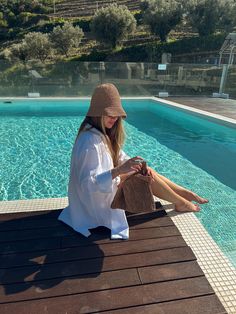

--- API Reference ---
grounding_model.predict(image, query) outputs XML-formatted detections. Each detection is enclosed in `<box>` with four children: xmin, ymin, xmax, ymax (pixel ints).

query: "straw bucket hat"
<box><xmin>86</xmin><ymin>83</ymin><xmax>127</xmax><ymax>118</ymax></box>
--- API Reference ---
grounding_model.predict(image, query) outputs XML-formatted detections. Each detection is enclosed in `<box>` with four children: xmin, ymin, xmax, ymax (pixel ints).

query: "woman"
<box><xmin>58</xmin><ymin>83</ymin><xmax>208</xmax><ymax>239</ymax></box>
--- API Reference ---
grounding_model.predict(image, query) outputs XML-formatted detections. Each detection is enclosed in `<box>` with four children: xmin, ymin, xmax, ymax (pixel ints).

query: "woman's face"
<box><xmin>103</xmin><ymin>116</ymin><xmax>119</xmax><ymax>129</ymax></box>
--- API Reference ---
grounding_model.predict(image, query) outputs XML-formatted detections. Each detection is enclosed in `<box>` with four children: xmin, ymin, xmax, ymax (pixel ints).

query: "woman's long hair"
<box><xmin>76</xmin><ymin>116</ymin><xmax>125</xmax><ymax>167</ymax></box>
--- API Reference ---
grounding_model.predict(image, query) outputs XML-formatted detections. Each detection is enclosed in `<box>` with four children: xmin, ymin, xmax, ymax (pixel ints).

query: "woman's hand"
<box><xmin>146</xmin><ymin>166</ymin><xmax>155</xmax><ymax>182</ymax></box>
<box><xmin>111</xmin><ymin>156</ymin><xmax>144</xmax><ymax>179</ymax></box>
<box><xmin>119</xmin><ymin>156</ymin><xmax>144</xmax><ymax>174</ymax></box>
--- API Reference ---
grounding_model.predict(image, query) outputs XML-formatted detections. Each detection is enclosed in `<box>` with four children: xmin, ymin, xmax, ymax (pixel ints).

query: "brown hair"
<box><xmin>76</xmin><ymin>116</ymin><xmax>125</xmax><ymax>167</ymax></box>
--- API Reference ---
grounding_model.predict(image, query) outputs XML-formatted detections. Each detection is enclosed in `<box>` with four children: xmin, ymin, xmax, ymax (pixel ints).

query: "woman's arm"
<box><xmin>118</xmin><ymin>149</ymin><xmax>130</xmax><ymax>164</ymax></box>
<box><xmin>76</xmin><ymin>135</ymin><xmax>143</xmax><ymax>193</ymax></box>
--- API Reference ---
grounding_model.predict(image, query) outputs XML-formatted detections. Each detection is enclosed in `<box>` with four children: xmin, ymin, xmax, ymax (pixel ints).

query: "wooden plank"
<box><xmin>0</xmin><ymin>230</ymin><xmax>185</xmax><ymax>256</ymax></box>
<box><xmin>0</xmin><ymin>211</ymin><xmax>172</xmax><ymax>233</ymax></box>
<box><xmin>0</xmin><ymin>217</ymin><xmax>62</xmax><ymax>231</ymax></box>
<box><xmin>129</xmin><ymin>216</ymin><xmax>174</xmax><ymax>228</ymax></box>
<box><xmin>0</xmin><ymin>205</ymin><xmax>164</xmax><ymax>223</ymax></box>
<box><xmin>0</xmin><ymin>247</ymin><xmax>196</xmax><ymax>283</ymax></box>
<box><xmin>138</xmin><ymin>260</ymin><xmax>204</xmax><ymax>283</ymax></box>
<box><xmin>61</xmin><ymin>226</ymin><xmax>181</xmax><ymax>248</ymax></box>
<box><xmin>0</xmin><ymin>277</ymin><xmax>216</xmax><ymax>314</ymax></box>
<box><xmin>0</xmin><ymin>225</ymin><xmax>75</xmax><ymax>242</ymax></box>
<box><xmin>0</xmin><ymin>235</ymin><xmax>186</xmax><ymax>266</ymax></box>
<box><xmin>0</xmin><ymin>268</ymin><xmax>140</xmax><ymax>303</ymax></box>
<box><xmin>0</xmin><ymin>261</ymin><xmax>201</xmax><ymax>303</ymax></box>
<box><xmin>0</xmin><ymin>237</ymin><xmax>61</xmax><ymax>255</ymax></box>
<box><xmin>0</xmin><ymin>222</ymin><xmax>179</xmax><ymax>244</ymax></box>
<box><xmin>0</xmin><ymin>210</ymin><xmax>61</xmax><ymax>222</ymax></box>
<box><xmin>0</xmin><ymin>243</ymin><xmax>195</xmax><ymax>268</ymax></box>
<box><xmin>127</xmin><ymin>209</ymin><xmax>166</xmax><ymax>220</ymax></box>
<box><xmin>0</xmin><ymin>216</ymin><xmax>175</xmax><ymax>248</ymax></box>
<box><xmin>106</xmin><ymin>295</ymin><xmax>227</xmax><ymax>314</ymax></box>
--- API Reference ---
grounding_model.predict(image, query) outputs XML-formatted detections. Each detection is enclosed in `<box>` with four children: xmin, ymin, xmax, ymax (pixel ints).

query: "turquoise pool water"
<box><xmin>0</xmin><ymin>99</ymin><xmax>236</xmax><ymax>267</ymax></box>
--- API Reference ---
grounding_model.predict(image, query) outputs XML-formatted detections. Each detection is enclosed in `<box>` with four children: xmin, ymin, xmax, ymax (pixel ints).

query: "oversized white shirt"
<box><xmin>58</xmin><ymin>125</ymin><xmax>130</xmax><ymax>239</ymax></box>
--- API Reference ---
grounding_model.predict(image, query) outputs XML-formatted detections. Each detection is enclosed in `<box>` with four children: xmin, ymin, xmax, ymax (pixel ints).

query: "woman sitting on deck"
<box><xmin>58</xmin><ymin>83</ymin><xmax>208</xmax><ymax>239</ymax></box>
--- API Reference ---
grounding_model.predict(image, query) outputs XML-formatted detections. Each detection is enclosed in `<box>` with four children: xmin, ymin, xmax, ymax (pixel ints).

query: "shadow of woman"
<box><xmin>1</xmin><ymin>204</ymin><xmax>165</xmax><ymax>301</ymax></box>
<box><xmin>0</xmin><ymin>210</ymin><xmax>106</xmax><ymax>300</ymax></box>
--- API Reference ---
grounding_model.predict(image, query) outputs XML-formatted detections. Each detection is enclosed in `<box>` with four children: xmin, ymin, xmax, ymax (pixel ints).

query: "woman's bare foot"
<box><xmin>178</xmin><ymin>189</ymin><xmax>208</xmax><ymax>204</ymax></box>
<box><xmin>175</xmin><ymin>200</ymin><xmax>201</xmax><ymax>212</ymax></box>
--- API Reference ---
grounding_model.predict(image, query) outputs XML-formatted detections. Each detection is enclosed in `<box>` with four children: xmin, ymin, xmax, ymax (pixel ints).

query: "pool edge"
<box><xmin>1</xmin><ymin>96</ymin><xmax>236</xmax><ymax>128</ymax></box>
<box><xmin>152</xmin><ymin>96</ymin><xmax>236</xmax><ymax>128</ymax></box>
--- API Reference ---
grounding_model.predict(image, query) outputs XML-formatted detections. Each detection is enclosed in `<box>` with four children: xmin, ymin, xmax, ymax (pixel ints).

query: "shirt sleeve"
<box><xmin>118</xmin><ymin>149</ymin><xmax>130</xmax><ymax>165</ymax></box>
<box><xmin>76</xmin><ymin>140</ymin><xmax>113</xmax><ymax>194</ymax></box>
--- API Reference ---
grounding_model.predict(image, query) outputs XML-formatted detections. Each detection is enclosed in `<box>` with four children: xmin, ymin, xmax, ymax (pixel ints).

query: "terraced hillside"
<box><xmin>53</xmin><ymin>0</ymin><xmax>142</xmax><ymax>18</ymax></box>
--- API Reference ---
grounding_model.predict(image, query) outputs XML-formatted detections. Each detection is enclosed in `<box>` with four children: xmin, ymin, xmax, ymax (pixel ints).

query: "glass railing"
<box><xmin>224</xmin><ymin>65</ymin><xmax>236</xmax><ymax>99</ymax></box>
<box><xmin>0</xmin><ymin>60</ymin><xmax>234</xmax><ymax>98</ymax></box>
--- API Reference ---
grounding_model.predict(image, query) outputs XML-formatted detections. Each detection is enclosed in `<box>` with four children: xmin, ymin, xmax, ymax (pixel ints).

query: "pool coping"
<box><xmin>166</xmin><ymin>205</ymin><xmax>236</xmax><ymax>314</ymax></box>
<box><xmin>1</xmin><ymin>96</ymin><xmax>236</xmax><ymax>127</ymax></box>
<box><xmin>1</xmin><ymin>96</ymin><xmax>236</xmax><ymax>312</ymax></box>
<box><xmin>0</xmin><ymin>197</ymin><xmax>235</xmax><ymax>313</ymax></box>
<box><xmin>152</xmin><ymin>96</ymin><xmax>236</xmax><ymax>128</ymax></box>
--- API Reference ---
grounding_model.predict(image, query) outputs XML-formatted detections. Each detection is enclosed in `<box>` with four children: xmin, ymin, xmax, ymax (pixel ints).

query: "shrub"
<box><xmin>18</xmin><ymin>12</ymin><xmax>48</xmax><ymax>27</ymax></box>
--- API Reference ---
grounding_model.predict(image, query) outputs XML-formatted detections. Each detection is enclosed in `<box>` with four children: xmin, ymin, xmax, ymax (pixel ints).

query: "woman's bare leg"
<box><xmin>150</xmin><ymin>168</ymin><xmax>208</xmax><ymax>204</ymax></box>
<box><xmin>150</xmin><ymin>173</ymin><xmax>200</xmax><ymax>212</ymax></box>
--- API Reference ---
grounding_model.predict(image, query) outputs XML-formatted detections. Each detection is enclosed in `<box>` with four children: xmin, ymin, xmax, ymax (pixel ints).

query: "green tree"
<box><xmin>141</xmin><ymin>0</ymin><xmax>183</xmax><ymax>42</ymax></box>
<box><xmin>185</xmin><ymin>0</ymin><xmax>236</xmax><ymax>36</ymax></box>
<box><xmin>23</xmin><ymin>32</ymin><xmax>52</xmax><ymax>62</ymax></box>
<box><xmin>0</xmin><ymin>0</ymin><xmax>53</xmax><ymax>28</ymax></box>
<box><xmin>0</xmin><ymin>12</ymin><xmax>8</xmax><ymax>27</ymax></box>
<box><xmin>0</xmin><ymin>0</ymin><xmax>52</xmax><ymax>16</ymax></box>
<box><xmin>7</xmin><ymin>43</ymin><xmax>29</xmax><ymax>63</ymax></box>
<box><xmin>218</xmin><ymin>0</ymin><xmax>236</xmax><ymax>33</ymax></box>
<box><xmin>90</xmin><ymin>4</ymin><xmax>137</xmax><ymax>49</ymax></box>
<box><xmin>50</xmin><ymin>22</ymin><xmax>84</xmax><ymax>57</ymax></box>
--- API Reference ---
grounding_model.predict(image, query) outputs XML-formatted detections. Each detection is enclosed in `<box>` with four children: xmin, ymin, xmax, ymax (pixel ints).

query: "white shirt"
<box><xmin>58</xmin><ymin>125</ymin><xmax>130</xmax><ymax>239</ymax></box>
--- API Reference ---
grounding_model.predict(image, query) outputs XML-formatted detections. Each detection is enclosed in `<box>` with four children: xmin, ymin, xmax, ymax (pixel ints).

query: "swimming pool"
<box><xmin>0</xmin><ymin>98</ymin><xmax>236</xmax><ymax>267</ymax></box>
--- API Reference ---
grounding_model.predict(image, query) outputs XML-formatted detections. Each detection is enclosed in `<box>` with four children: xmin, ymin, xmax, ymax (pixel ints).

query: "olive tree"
<box><xmin>90</xmin><ymin>4</ymin><xmax>137</xmax><ymax>49</ymax></box>
<box><xmin>185</xmin><ymin>0</ymin><xmax>236</xmax><ymax>36</ymax></box>
<box><xmin>141</xmin><ymin>0</ymin><xmax>183</xmax><ymax>42</ymax></box>
<box><xmin>0</xmin><ymin>0</ymin><xmax>51</xmax><ymax>28</ymax></box>
<box><xmin>218</xmin><ymin>0</ymin><xmax>236</xmax><ymax>33</ymax></box>
<box><xmin>22</xmin><ymin>32</ymin><xmax>52</xmax><ymax>62</ymax></box>
<box><xmin>50</xmin><ymin>22</ymin><xmax>84</xmax><ymax>57</ymax></box>
<box><xmin>7</xmin><ymin>43</ymin><xmax>29</xmax><ymax>63</ymax></box>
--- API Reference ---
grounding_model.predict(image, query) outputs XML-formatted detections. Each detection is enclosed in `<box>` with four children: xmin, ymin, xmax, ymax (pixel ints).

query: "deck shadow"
<box><xmin>0</xmin><ymin>207</ymin><xmax>164</xmax><ymax>297</ymax></box>
<box><xmin>0</xmin><ymin>211</ymin><xmax>107</xmax><ymax>296</ymax></box>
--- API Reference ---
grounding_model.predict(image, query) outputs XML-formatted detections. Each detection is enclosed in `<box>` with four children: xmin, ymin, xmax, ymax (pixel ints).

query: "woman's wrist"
<box><xmin>111</xmin><ymin>166</ymin><xmax>121</xmax><ymax>179</ymax></box>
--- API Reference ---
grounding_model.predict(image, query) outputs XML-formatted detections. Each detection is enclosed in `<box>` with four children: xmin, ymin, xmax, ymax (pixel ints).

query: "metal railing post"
<box><xmin>219</xmin><ymin>64</ymin><xmax>229</xmax><ymax>94</ymax></box>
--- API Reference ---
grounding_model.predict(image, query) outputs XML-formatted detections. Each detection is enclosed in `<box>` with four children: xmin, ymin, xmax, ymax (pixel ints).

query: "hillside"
<box><xmin>0</xmin><ymin>0</ymin><xmax>226</xmax><ymax>64</ymax></box>
<box><xmin>52</xmin><ymin>0</ymin><xmax>141</xmax><ymax>18</ymax></box>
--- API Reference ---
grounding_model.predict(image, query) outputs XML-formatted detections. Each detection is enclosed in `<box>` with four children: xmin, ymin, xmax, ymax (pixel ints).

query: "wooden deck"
<box><xmin>168</xmin><ymin>97</ymin><xmax>236</xmax><ymax>120</ymax></box>
<box><xmin>0</xmin><ymin>208</ymin><xmax>227</xmax><ymax>314</ymax></box>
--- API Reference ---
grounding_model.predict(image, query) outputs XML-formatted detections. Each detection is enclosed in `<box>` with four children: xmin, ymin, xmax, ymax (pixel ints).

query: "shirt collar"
<box><xmin>85</xmin><ymin>123</ymin><xmax>103</xmax><ymax>136</ymax></box>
